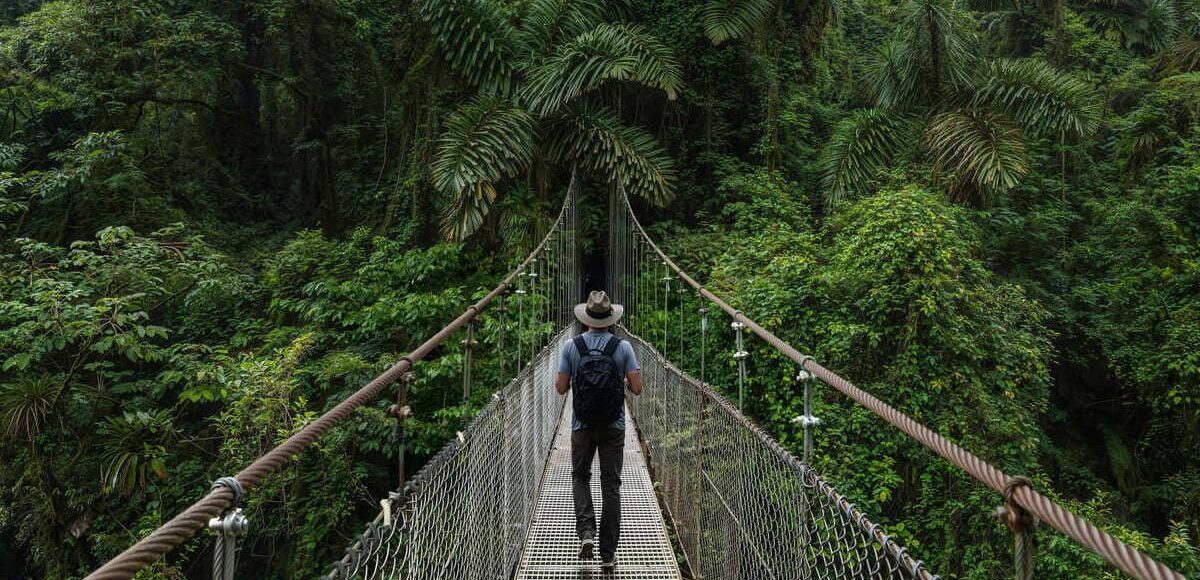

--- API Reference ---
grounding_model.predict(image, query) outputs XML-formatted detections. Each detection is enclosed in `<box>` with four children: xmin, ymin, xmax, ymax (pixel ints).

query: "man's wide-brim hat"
<box><xmin>574</xmin><ymin>290</ymin><xmax>624</xmax><ymax>327</ymax></box>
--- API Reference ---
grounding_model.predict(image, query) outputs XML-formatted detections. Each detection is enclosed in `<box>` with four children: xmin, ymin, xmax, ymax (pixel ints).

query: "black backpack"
<box><xmin>571</xmin><ymin>336</ymin><xmax>625</xmax><ymax>425</ymax></box>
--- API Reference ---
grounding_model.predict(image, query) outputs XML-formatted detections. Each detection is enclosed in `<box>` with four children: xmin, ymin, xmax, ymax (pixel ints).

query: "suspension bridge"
<box><xmin>86</xmin><ymin>179</ymin><xmax>1186</xmax><ymax>580</ymax></box>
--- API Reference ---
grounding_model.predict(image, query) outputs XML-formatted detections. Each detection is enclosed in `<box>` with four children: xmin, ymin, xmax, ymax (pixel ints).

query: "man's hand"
<box><xmin>555</xmin><ymin>372</ymin><xmax>570</xmax><ymax>395</ymax></box>
<box><xmin>625</xmin><ymin>370</ymin><xmax>643</xmax><ymax>396</ymax></box>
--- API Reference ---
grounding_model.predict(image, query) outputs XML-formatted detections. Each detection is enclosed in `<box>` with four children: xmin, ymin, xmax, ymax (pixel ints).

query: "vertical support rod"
<box><xmin>461</xmin><ymin>321</ymin><xmax>475</xmax><ymax>403</ymax></box>
<box><xmin>732</xmin><ymin>320</ymin><xmax>748</xmax><ymax>412</ymax></box>
<box><xmin>996</xmin><ymin>477</ymin><xmax>1037</xmax><ymax>580</ymax></box>
<box><xmin>699</xmin><ymin>298</ymin><xmax>708</xmax><ymax>385</ymax></box>
<box><xmin>208</xmin><ymin>509</ymin><xmax>248</xmax><ymax>580</ymax></box>
<box><xmin>677</xmin><ymin>273</ymin><xmax>685</xmax><ymax>368</ymax></box>
<box><xmin>793</xmin><ymin>364</ymin><xmax>821</xmax><ymax>463</ymax></box>
<box><xmin>391</xmin><ymin>372</ymin><xmax>414</xmax><ymax>488</ymax></box>
<box><xmin>516</xmin><ymin>273</ymin><xmax>525</xmax><ymax>371</ymax></box>
<box><xmin>662</xmin><ymin>263</ymin><xmax>671</xmax><ymax>352</ymax></box>
<box><xmin>497</xmin><ymin>293</ymin><xmax>507</xmax><ymax>378</ymax></box>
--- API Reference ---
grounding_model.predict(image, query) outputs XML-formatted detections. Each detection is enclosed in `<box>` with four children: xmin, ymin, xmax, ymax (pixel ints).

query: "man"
<box><xmin>555</xmin><ymin>290</ymin><xmax>643</xmax><ymax>571</ymax></box>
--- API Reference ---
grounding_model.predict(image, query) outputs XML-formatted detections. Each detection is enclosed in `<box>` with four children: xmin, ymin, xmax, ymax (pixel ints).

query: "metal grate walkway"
<box><xmin>515</xmin><ymin>402</ymin><xmax>682</xmax><ymax>580</ymax></box>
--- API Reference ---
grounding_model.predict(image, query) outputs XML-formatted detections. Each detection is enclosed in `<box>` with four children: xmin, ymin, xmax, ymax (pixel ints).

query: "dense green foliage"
<box><xmin>1</xmin><ymin>0</ymin><xmax>1198</xmax><ymax>578</ymax></box>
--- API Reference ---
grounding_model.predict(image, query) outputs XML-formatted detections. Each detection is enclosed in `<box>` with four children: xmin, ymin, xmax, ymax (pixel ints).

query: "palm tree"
<box><xmin>420</xmin><ymin>0</ymin><xmax>683</xmax><ymax>240</ymax></box>
<box><xmin>701</xmin><ymin>0</ymin><xmax>840</xmax><ymax>171</ymax></box>
<box><xmin>1165</xmin><ymin>10</ymin><xmax>1200</xmax><ymax>72</ymax></box>
<box><xmin>819</xmin><ymin>0</ymin><xmax>1097</xmax><ymax>206</ymax></box>
<box><xmin>1080</xmin><ymin>0</ymin><xmax>1178</xmax><ymax>54</ymax></box>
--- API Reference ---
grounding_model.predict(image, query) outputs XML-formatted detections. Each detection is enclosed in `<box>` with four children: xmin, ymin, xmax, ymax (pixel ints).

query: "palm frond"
<box><xmin>702</xmin><ymin>0</ymin><xmax>778</xmax><ymax>44</ymax></box>
<box><xmin>1081</xmin><ymin>0</ymin><xmax>1177</xmax><ymax>51</ymax></box>
<box><xmin>522</xmin><ymin>23</ymin><xmax>682</xmax><ymax>117</ymax></box>
<box><xmin>819</xmin><ymin>108</ymin><xmax>916</xmax><ymax>207</ymax></box>
<box><xmin>869</xmin><ymin>39</ymin><xmax>922</xmax><ymax>108</ymax></box>
<box><xmin>971</xmin><ymin>58</ymin><xmax>1099</xmax><ymax>139</ymax></box>
<box><xmin>420</xmin><ymin>0</ymin><xmax>521</xmax><ymax>93</ymax></box>
<box><xmin>1169</xmin><ymin>38</ymin><xmax>1200</xmax><ymax>72</ymax></box>
<box><xmin>520</xmin><ymin>0</ymin><xmax>607</xmax><ymax>55</ymax></box>
<box><xmin>544</xmin><ymin>103</ymin><xmax>676</xmax><ymax>205</ymax></box>
<box><xmin>1166</xmin><ymin>12</ymin><xmax>1200</xmax><ymax>71</ymax></box>
<box><xmin>432</xmin><ymin>96</ymin><xmax>534</xmax><ymax>240</ymax></box>
<box><xmin>897</xmin><ymin>0</ymin><xmax>979</xmax><ymax>93</ymax></box>
<box><xmin>925</xmin><ymin>109</ymin><xmax>1028</xmax><ymax>203</ymax></box>
<box><xmin>441</xmin><ymin>182</ymin><xmax>501</xmax><ymax>241</ymax></box>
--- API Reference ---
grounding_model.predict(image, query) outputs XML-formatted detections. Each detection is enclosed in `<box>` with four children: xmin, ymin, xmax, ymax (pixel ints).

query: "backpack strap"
<box><xmin>601</xmin><ymin>336</ymin><xmax>621</xmax><ymax>357</ymax></box>
<box><xmin>573</xmin><ymin>336</ymin><xmax>590</xmax><ymax>357</ymax></box>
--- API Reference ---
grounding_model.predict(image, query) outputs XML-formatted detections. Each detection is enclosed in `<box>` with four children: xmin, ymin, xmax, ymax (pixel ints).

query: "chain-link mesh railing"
<box><xmin>626</xmin><ymin>330</ymin><xmax>934</xmax><ymax>580</ymax></box>
<box><xmin>611</xmin><ymin>183</ymin><xmax>1185</xmax><ymax>580</ymax></box>
<box><xmin>328</xmin><ymin>329</ymin><xmax>572</xmax><ymax>579</ymax></box>
<box><xmin>86</xmin><ymin>176</ymin><xmax>582</xmax><ymax>580</ymax></box>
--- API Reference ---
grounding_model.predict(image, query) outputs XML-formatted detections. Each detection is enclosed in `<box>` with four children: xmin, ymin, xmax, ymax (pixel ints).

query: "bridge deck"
<box><xmin>515</xmin><ymin>404</ymin><xmax>681</xmax><ymax>580</ymax></box>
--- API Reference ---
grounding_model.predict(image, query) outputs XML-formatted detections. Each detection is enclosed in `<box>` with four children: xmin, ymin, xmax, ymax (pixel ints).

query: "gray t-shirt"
<box><xmin>558</xmin><ymin>330</ymin><xmax>640</xmax><ymax>431</ymax></box>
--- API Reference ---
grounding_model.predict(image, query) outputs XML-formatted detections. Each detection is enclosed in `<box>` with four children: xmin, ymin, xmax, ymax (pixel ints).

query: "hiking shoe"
<box><xmin>600</xmin><ymin>554</ymin><xmax>617</xmax><ymax>571</ymax></box>
<box><xmin>578</xmin><ymin>537</ymin><xmax>595</xmax><ymax>560</ymax></box>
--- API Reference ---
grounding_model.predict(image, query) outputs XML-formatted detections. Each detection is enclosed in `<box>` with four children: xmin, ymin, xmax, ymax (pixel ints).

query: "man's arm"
<box><xmin>555</xmin><ymin>372</ymin><xmax>570</xmax><ymax>395</ymax></box>
<box><xmin>625</xmin><ymin>370</ymin><xmax>643</xmax><ymax>396</ymax></box>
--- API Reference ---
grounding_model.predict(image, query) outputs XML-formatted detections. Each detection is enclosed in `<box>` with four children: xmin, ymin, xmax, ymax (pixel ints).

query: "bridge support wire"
<box><xmin>625</xmin><ymin>328</ymin><xmax>931</xmax><ymax>580</ymax></box>
<box><xmin>612</xmin><ymin>182</ymin><xmax>1185</xmax><ymax>580</ymax></box>
<box><xmin>85</xmin><ymin>177</ymin><xmax>581</xmax><ymax>580</ymax></box>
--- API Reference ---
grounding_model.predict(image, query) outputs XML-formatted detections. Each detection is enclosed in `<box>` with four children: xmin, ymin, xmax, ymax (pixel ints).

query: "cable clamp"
<box><xmin>994</xmin><ymin>475</ymin><xmax>1038</xmax><ymax>532</ymax></box>
<box><xmin>208</xmin><ymin>507</ymin><xmax>248</xmax><ymax>536</ymax></box>
<box><xmin>792</xmin><ymin>414</ymin><xmax>821</xmax><ymax>428</ymax></box>
<box><xmin>211</xmin><ymin>476</ymin><xmax>246</xmax><ymax>507</ymax></box>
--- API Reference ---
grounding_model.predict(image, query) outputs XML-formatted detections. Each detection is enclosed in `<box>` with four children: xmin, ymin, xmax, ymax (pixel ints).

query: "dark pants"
<box><xmin>571</xmin><ymin>426</ymin><xmax>624</xmax><ymax>558</ymax></box>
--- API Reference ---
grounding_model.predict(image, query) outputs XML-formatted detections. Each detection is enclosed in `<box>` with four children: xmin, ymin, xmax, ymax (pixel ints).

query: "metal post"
<box><xmin>208</xmin><ymin>509</ymin><xmax>248</xmax><ymax>580</ymax></box>
<box><xmin>497</xmin><ymin>292</ymin><xmax>507</xmax><ymax>377</ymax></box>
<box><xmin>662</xmin><ymin>263</ymin><xmax>671</xmax><ymax>352</ymax></box>
<box><xmin>792</xmin><ymin>364</ymin><xmax>821</xmax><ymax>463</ymax></box>
<box><xmin>516</xmin><ymin>274</ymin><xmax>526</xmax><ymax>370</ymax></box>
<box><xmin>732</xmin><ymin>320</ymin><xmax>748</xmax><ymax>412</ymax></box>
<box><xmin>390</xmin><ymin>371</ymin><xmax>414</xmax><ymax>487</ymax></box>
<box><xmin>699</xmin><ymin>298</ymin><xmax>708</xmax><ymax>385</ymax></box>
<box><xmin>677</xmin><ymin>273</ymin><xmax>685</xmax><ymax>367</ymax></box>
<box><xmin>528</xmin><ymin>258</ymin><xmax>538</xmax><ymax>360</ymax></box>
<box><xmin>461</xmin><ymin>321</ymin><xmax>476</xmax><ymax>403</ymax></box>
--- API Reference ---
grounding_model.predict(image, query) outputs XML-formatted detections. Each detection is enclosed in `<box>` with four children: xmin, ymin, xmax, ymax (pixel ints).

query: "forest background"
<box><xmin>1</xmin><ymin>0</ymin><xmax>1198</xmax><ymax>578</ymax></box>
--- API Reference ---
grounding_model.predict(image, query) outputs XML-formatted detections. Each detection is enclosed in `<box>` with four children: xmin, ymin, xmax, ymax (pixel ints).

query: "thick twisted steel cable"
<box><xmin>617</xmin><ymin>188</ymin><xmax>1185</xmax><ymax>580</ymax></box>
<box><xmin>86</xmin><ymin>186</ymin><xmax>578</xmax><ymax>580</ymax></box>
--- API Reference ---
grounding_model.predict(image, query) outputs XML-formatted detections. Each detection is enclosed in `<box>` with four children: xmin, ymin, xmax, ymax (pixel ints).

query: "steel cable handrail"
<box><xmin>619</xmin><ymin>190</ymin><xmax>1185</xmax><ymax>580</ymax></box>
<box><xmin>85</xmin><ymin>186</ymin><xmax>578</xmax><ymax>580</ymax></box>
